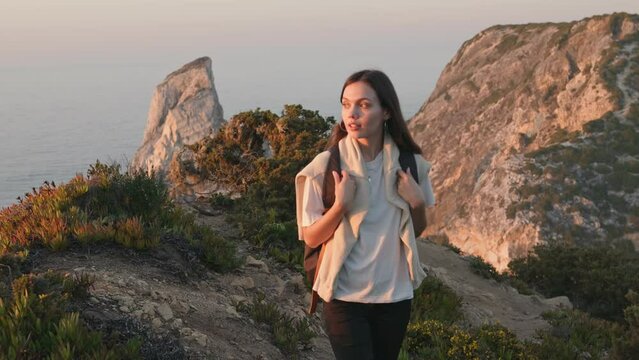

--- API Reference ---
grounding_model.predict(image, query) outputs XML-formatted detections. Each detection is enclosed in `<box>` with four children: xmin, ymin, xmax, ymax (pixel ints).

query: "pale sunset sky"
<box><xmin>2</xmin><ymin>0</ymin><xmax>638</xmax><ymax>119</ymax></box>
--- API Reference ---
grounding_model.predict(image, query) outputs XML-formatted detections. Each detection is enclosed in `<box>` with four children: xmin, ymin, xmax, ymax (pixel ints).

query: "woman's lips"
<box><xmin>348</xmin><ymin>124</ymin><xmax>360</xmax><ymax>130</ymax></box>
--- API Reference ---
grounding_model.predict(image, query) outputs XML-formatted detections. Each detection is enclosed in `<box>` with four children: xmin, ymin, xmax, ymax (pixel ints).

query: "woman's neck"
<box><xmin>356</xmin><ymin>132</ymin><xmax>384</xmax><ymax>162</ymax></box>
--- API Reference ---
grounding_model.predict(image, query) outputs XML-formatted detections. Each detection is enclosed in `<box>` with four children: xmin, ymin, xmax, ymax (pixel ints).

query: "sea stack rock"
<box><xmin>131</xmin><ymin>57</ymin><xmax>225</xmax><ymax>186</ymax></box>
<box><xmin>409</xmin><ymin>13</ymin><xmax>639</xmax><ymax>271</ymax></box>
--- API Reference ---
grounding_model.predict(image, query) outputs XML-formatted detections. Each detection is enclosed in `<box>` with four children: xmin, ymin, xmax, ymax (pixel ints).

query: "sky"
<box><xmin>2</xmin><ymin>0</ymin><xmax>638</xmax><ymax>120</ymax></box>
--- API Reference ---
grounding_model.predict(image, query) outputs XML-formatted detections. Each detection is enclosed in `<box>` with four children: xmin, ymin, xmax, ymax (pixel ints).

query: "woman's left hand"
<box><xmin>396</xmin><ymin>168</ymin><xmax>425</xmax><ymax>209</ymax></box>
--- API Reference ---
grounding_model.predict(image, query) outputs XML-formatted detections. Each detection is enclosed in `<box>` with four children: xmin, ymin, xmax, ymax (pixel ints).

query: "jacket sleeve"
<box><xmin>295</xmin><ymin>172</ymin><xmax>309</xmax><ymax>242</ymax></box>
<box><xmin>295</xmin><ymin>151</ymin><xmax>331</xmax><ymax>242</ymax></box>
<box><xmin>301</xmin><ymin>176</ymin><xmax>325</xmax><ymax>226</ymax></box>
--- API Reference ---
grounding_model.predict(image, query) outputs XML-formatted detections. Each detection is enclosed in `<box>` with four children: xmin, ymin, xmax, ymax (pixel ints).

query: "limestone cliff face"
<box><xmin>409</xmin><ymin>13</ymin><xmax>639</xmax><ymax>271</ymax></box>
<box><xmin>131</xmin><ymin>57</ymin><xmax>225</xmax><ymax>183</ymax></box>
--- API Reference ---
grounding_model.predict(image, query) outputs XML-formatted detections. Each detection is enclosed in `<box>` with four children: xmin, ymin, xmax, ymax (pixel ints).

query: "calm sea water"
<box><xmin>0</xmin><ymin>64</ymin><xmax>160</xmax><ymax>209</ymax></box>
<box><xmin>0</xmin><ymin>63</ymin><xmax>424</xmax><ymax>209</ymax></box>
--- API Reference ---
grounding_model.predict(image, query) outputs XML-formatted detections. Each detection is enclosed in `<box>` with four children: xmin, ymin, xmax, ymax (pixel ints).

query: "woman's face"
<box><xmin>341</xmin><ymin>81</ymin><xmax>389</xmax><ymax>141</ymax></box>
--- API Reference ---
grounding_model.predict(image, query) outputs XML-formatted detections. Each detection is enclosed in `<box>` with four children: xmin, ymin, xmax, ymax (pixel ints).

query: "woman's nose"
<box><xmin>348</xmin><ymin>106</ymin><xmax>360</xmax><ymax>119</ymax></box>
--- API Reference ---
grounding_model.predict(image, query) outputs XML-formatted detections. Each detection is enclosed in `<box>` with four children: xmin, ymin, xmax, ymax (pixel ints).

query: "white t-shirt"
<box><xmin>301</xmin><ymin>150</ymin><xmax>436</xmax><ymax>303</ymax></box>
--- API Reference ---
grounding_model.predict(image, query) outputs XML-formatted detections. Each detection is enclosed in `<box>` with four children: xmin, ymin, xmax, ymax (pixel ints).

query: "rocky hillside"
<box><xmin>409</xmin><ymin>13</ymin><xmax>639</xmax><ymax>271</ymax></box>
<box><xmin>28</xmin><ymin>204</ymin><xmax>568</xmax><ymax>359</ymax></box>
<box><xmin>28</xmin><ymin>205</ymin><xmax>334</xmax><ymax>360</ymax></box>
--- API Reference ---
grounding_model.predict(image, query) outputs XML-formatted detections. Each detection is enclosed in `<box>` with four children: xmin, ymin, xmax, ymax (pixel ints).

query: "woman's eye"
<box><xmin>342</xmin><ymin>103</ymin><xmax>350</xmax><ymax>108</ymax></box>
<box><xmin>360</xmin><ymin>103</ymin><xmax>370</xmax><ymax>109</ymax></box>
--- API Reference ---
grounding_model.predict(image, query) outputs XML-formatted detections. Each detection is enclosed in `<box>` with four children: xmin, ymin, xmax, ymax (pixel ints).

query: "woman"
<box><xmin>294</xmin><ymin>69</ymin><xmax>436</xmax><ymax>359</ymax></box>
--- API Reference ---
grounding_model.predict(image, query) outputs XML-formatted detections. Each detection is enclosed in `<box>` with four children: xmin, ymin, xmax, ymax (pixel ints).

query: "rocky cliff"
<box><xmin>131</xmin><ymin>57</ymin><xmax>225</xmax><ymax>195</ymax></box>
<box><xmin>409</xmin><ymin>13</ymin><xmax>639</xmax><ymax>271</ymax></box>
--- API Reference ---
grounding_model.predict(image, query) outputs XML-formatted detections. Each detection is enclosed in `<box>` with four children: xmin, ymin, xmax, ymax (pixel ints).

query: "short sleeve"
<box><xmin>302</xmin><ymin>176</ymin><xmax>325</xmax><ymax>226</ymax></box>
<box><xmin>421</xmin><ymin>172</ymin><xmax>436</xmax><ymax>208</ymax></box>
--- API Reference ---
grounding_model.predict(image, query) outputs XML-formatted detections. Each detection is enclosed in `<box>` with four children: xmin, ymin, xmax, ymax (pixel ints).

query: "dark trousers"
<box><xmin>321</xmin><ymin>298</ymin><xmax>412</xmax><ymax>360</ymax></box>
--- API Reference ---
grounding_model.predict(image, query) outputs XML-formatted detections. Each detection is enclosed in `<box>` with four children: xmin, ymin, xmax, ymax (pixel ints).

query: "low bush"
<box><xmin>235</xmin><ymin>291</ymin><xmax>315</xmax><ymax>359</ymax></box>
<box><xmin>0</xmin><ymin>271</ymin><xmax>142</xmax><ymax>358</ymax></box>
<box><xmin>0</xmin><ymin>160</ymin><xmax>240</xmax><ymax>273</ymax></box>
<box><xmin>508</xmin><ymin>241</ymin><xmax>639</xmax><ymax>321</ymax></box>
<box><xmin>410</xmin><ymin>276</ymin><xmax>464</xmax><ymax>324</ymax></box>
<box><xmin>403</xmin><ymin>320</ymin><xmax>533</xmax><ymax>360</ymax></box>
<box><xmin>467</xmin><ymin>255</ymin><xmax>504</xmax><ymax>282</ymax></box>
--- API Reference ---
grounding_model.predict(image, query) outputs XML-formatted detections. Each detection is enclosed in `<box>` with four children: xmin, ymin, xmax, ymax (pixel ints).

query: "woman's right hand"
<box><xmin>332</xmin><ymin>170</ymin><xmax>356</xmax><ymax>210</ymax></box>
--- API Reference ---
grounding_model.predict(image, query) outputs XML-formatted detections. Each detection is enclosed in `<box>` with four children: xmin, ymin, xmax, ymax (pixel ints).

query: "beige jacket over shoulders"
<box><xmin>294</xmin><ymin>131</ymin><xmax>431</xmax><ymax>303</ymax></box>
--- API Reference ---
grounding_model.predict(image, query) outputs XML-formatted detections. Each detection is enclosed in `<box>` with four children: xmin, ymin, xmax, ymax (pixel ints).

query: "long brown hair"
<box><xmin>326</xmin><ymin>69</ymin><xmax>422</xmax><ymax>154</ymax></box>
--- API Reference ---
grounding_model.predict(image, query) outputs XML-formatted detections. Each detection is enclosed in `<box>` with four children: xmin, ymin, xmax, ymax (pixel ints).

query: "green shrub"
<box><xmin>0</xmin><ymin>271</ymin><xmax>141</xmax><ymax>358</ymax></box>
<box><xmin>190</xmin><ymin>105</ymin><xmax>334</xmax><ymax>196</ymax></box>
<box><xmin>113</xmin><ymin>216</ymin><xmax>159</xmax><ymax>250</ymax></box>
<box><xmin>235</xmin><ymin>291</ymin><xmax>315</xmax><ymax>359</ymax></box>
<box><xmin>411</xmin><ymin>276</ymin><xmax>464</xmax><ymax>324</ymax></box>
<box><xmin>403</xmin><ymin>320</ymin><xmax>533</xmax><ymax>360</ymax></box>
<box><xmin>467</xmin><ymin>255</ymin><xmax>504</xmax><ymax>282</ymax></box>
<box><xmin>444</xmin><ymin>242</ymin><xmax>462</xmax><ymax>255</ymax></box>
<box><xmin>81</xmin><ymin>160</ymin><xmax>171</xmax><ymax>223</ymax></box>
<box><xmin>532</xmin><ymin>308</ymin><xmax>623</xmax><ymax>360</ymax></box>
<box><xmin>612</xmin><ymin>290</ymin><xmax>639</xmax><ymax>358</ymax></box>
<box><xmin>190</xmin><ymin>105</ymin><xmax>334</xmax><ymax>272</ymax></box>
<box><xmin>209</xmin><ymin>193</ymin><xmax>235</xmax><ymax>208</ymax></box>
<box><xmin>508</xmin><ymin>241</ymin><xmax>639</xmax><ymax>321</ymax></box>
<box><xmin>628</xmin><ymin>103</ymin><xmax>639</xmax><ymax>125</ymax></box>
<box><xmin>0</xmin><ymin>161</ymin><xmax>168</xmax><ymax>253</ymax></box>
<box><xmin>583</xmin><ymin>118</ymin><xmax>605</xmax><ymax>133</ymax></box>
<box><xmin>0</xmin><ymin>160</ymin><xmax>241</xmax><ymax>273</ymax></box>
<box><xmin>193</xmin><ymin>225</ymin><xmax>241</xmax><ymax>272</ymax></box>
<box><xmin>496</xmin><ymin>34</ymin><xmax>523</xmax><ymax>55</ymax></box>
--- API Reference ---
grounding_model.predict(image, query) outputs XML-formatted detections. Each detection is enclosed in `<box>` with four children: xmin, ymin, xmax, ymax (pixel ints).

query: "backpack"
<box><xmin>303</xmin><ymin>144</ymin><xmax>419</xmax><ymax>314</ymax></box>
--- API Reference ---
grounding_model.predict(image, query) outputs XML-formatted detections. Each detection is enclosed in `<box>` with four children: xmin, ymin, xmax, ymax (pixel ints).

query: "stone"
<box><xmin>113</xmin><ymin>294</ymin><xmax>134</xmax><ymax>307</ymax></box>
<box><xmin>142</xmin><ymin>301</ymin><xmax>157</xmax><ymax>317</ymax></box>
<box><xmin>131</xmin><ymin>56</ymin><xmax>225</xmax><ymax>197</ymax></box>
<box><xmin>231</xmin><ymin>276</ymin><xmax>254</xmax><ymax>290</ymax></box>
<box><xmin>189</xmin><ymin>331</ymin><xmax>208</xmax><ymax>347</ymax></box>
<box><xmin>179</xmin><ymin>327</ymin><xmax>193</xmax><ymax>337</ymax></box>
<box><xmin>152</xmin><ymin>317</ymin><xmax>163</xmax><ymax>329</ymax></box>
<box><xmin>245</xmin><ymin>255</ymin><xmax>269</xmax><ymax>273</ymax></box>
<box><xmin>224</xmin><ymin>304</ymin><xmax>240</xmax><ymax>318</ymax></box>
<box><xmin>283</xmin><ymin>274</ymin><xmax>306</xmax><ymax>295</ymax></box>
<box><xmin>173</xmin><ymin>318</ymin><xmax>183</xmax><ymax>328</ymax></box>
<box><xmin>250</xmin><ymin>273</ymin><xmax>284</xmax><ymax>291</ymax></box>
<box><xmin>157</xmin><ymin>303</ymin><xmax>174</xmax><ymax>321</ymax></box>
<box><xmin>543</xmin><ymin>295</ymin><xmax>573</xmax><ymax>309</ymax></box>
<box><xmin>171</xmin><ymin>299</ymin><xmax>190</xmax><ymax>314</ymax></box>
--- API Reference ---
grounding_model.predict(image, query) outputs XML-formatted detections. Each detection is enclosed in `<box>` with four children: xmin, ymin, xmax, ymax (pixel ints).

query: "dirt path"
<box><xmin>417</xmin><ymin>239</ymin><xmax>571</xmax><ymax>340</ymax></box>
